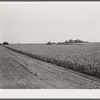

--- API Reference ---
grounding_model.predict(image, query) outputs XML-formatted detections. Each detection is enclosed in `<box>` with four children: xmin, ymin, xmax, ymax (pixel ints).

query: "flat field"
<box><xmin>8</xmin><ymin>43</ymin><xmax>100</xmax><ymax>78</ymax></box>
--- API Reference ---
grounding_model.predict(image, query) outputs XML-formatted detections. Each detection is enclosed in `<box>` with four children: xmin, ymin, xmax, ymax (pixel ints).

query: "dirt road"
<box><xmin>0</xmin><ymin>46</ymin><xmax>100</xmax><ymax>89</ymax></box>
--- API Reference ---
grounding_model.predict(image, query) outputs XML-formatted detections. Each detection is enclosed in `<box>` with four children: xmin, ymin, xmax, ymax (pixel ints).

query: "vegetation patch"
<box><xmin>5</xmin><ymin>44</ymin><xmax>100</xmax><ymax>79</ymax></box>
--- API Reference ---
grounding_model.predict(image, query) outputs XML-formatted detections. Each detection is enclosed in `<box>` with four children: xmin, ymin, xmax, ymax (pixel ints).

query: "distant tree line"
<box><xmin>47</xmin><ymin>39</ymin><xmax>88</xmax><ymax>45</ymax></box>
<box><xmin>0</xmin><ymin>42</ymin><xmax>9</xmax><ymax>46</ymax></box>
<box><xmin>47</xmin><ymin>41</ymin><xmax>56</xmax><ymax>45</ymax></box>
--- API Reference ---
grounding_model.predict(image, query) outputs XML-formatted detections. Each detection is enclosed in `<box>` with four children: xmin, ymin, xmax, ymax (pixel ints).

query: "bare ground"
<box><xmin>0</xmin><ymin>46</ymin><xmax>100</xmax><ymax>89</ymax></box>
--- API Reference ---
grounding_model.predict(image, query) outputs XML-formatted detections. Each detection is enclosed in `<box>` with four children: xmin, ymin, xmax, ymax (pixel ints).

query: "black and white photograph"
<box><xmin>0</xmin><ymin>1</ymin><xmax>100</xmax><ymax>90</ymax></box>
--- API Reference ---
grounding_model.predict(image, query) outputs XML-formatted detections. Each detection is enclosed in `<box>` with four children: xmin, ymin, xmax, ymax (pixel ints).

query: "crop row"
<box><xmin>5</xmin><ymin>46</ymin><xmax>100</xmax><ymax>78</ymax></box>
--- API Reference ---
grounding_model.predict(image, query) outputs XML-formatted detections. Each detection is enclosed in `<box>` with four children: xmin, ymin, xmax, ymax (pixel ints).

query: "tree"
<box><xmin>69</xmin><ymin>39</ymin><xmax>73</xmax><ymax>43</ymax></box>
<box><xmin>64</xmin><ymin>40</ymin><xmax>68</xmax><ymax>44</ymax></box>
<box><xmin>57</xmin><ymin>42</ymin><xmax>63</xmax><ymax>45</ymax></box>
<box><xmin>3</xmin><ymin>42</ymin><xmax>9</xmax><ymax>45</ymax></box>
<box><xmin>47</xmin><ymin>41</ymin><xmax>51</xmax><ymax>45</ymax></box>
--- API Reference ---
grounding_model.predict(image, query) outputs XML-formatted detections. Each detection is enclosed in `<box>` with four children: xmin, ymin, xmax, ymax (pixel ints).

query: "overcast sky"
<box><xmin>0</xmin><ymin>2</ymin><xmax>100</xmax><ymax>43</ymax></box>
